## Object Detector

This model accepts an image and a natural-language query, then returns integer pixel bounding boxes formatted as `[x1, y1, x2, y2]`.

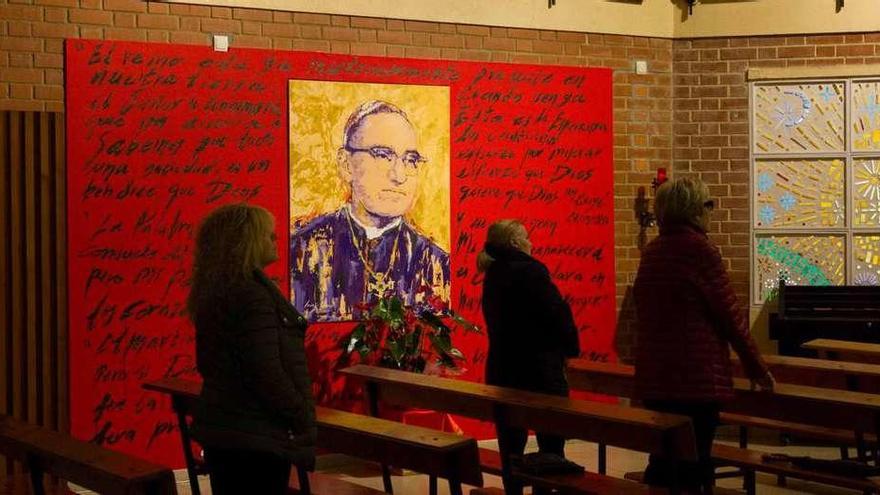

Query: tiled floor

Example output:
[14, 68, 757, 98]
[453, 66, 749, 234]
[159, 433, 864, 495]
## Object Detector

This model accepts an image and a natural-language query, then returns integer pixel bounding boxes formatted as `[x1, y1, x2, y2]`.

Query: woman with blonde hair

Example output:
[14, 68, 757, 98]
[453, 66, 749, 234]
[188, 203, 315, 495]
[479, 219, 580, 495]
[634, 177, 774, 492]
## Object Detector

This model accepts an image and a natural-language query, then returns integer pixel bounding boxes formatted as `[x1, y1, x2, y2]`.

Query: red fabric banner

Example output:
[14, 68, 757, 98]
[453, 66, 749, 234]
[65, 39, 615, 466]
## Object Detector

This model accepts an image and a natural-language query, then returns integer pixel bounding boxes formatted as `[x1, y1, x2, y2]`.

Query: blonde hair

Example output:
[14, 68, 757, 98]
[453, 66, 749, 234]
[654, 177, 709, 228]
[476, 219, 526, 273]
[187, 203, 275, 317]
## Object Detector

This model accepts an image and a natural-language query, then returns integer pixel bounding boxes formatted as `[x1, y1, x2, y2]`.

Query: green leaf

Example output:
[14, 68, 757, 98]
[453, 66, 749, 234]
[449, 312, 482, 333]
[447, 347, 465, 360]
[429, 332, 452, 353]
[388, 339, 405, 364]
[420, 311, 450, 333]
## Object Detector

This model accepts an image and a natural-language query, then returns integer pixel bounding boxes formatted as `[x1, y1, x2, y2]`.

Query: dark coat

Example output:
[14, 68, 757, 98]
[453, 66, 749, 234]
[633, 224, 769, 403]
[192, 269, 316, 468]
[481, 245, 580, 396]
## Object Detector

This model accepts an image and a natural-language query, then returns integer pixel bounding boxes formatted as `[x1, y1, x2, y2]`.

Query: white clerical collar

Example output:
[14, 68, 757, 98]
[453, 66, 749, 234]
[345, 205, 402, 240]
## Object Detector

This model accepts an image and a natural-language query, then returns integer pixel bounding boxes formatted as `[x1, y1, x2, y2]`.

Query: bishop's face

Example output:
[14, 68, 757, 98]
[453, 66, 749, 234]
[339, 113, 424, 227]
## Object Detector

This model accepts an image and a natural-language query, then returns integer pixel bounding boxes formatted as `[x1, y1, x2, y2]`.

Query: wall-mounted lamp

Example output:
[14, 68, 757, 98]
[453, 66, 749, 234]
[636, 168, 669, 248]
[686, 0, 697, 15]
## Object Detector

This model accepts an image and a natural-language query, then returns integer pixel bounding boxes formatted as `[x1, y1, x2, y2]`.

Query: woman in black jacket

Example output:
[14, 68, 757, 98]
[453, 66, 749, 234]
[187, 203, 315, 495]
[478, 219, 580, 495]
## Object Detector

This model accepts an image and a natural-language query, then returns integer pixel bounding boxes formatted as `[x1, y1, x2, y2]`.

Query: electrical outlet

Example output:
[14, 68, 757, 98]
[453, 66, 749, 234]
[213, 34, 229, 52]
[635, 60, 648, 74]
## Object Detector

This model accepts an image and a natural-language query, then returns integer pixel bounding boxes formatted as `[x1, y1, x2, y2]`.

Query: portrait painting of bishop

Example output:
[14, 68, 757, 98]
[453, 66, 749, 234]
[289, 81, 451, 322]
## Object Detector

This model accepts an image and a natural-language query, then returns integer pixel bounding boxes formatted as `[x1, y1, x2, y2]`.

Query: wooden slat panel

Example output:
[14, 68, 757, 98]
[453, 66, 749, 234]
[0, 111, 67, 476]
[25, 112, 38, 425]
[0, 108, 9, 475]
[54, 112, 67, 436]
[40, 112, 53, 430]
[10, 113, 24, 428]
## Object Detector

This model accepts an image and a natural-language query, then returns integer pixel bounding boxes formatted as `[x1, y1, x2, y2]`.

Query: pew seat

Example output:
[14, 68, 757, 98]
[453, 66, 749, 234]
[0, 414, 176, 495]
[721, 412, 878, 449]
[289, 472, 385, 495]
[712, 443, 880, 494]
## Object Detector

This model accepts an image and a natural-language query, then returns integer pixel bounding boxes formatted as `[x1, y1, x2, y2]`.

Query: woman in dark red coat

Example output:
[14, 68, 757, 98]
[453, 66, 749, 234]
[633, 177, 774, 492]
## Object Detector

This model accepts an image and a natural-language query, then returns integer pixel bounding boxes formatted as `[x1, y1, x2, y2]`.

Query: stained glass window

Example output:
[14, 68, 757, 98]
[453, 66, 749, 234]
[853, 81, 880, 151]
[754, 159, 844, 228]
[751, 78, 880, 303]
[754, 235, 846, 301]
[753, 83, 845, 153]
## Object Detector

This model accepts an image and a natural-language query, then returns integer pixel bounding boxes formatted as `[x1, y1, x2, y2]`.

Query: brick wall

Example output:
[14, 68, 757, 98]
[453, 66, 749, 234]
[672, 33, 880, 314]
[0, 0, 673, 360]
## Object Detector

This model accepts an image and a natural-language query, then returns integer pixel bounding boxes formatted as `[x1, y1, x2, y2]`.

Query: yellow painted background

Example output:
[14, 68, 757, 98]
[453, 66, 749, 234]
[289, 80, 450, 251]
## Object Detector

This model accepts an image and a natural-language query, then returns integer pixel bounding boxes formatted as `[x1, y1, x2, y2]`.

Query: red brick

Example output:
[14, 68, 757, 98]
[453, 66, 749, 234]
[387, 19, 405, 31]
[483, 37, 515, 51]
[8, 22, 31, 36]
[293, 12, 330, 25]
[376, 30, 410, 45]
[351, 17, 386, 29]
[147, 30, 168, 43]
[464, 36, 482, 49]
[404, 46, 441, 59]
[261, 23, 297, 38]
[507, 27, 537, 40]
[104, 27, 145, 41]
[33, 84, 61, 100]
[231, 8, 272, 22]
[242, 21, 261, 35]
[0, 5, 42, 20]
[135, 13, 177, 29]
[350, 42, 385, 56]
[837, 45, 876, 57]
[180, 17, 200, 31]
[103, 0, 146, 12]
[329, 41, 349, 53]
[170, 31, 209, 46]
[35, 0, 75, 6]
[291, 39, 330, 52]
[211, 7, 232, 18]
[5, 67, 42, 83]
[32, 22, 78, 38]
[323, 26, 358, 42]
[0, 100, 44, 111]
[9, 52, 33, 67]
[9, 83, 32, 98]
[430, 34, 463, 48]
[457, 24, 489, 36]
[299, 24, 322, 39]
[233, 35, 271, 49]
[200, 18, 241, 33]
[777, 45, 815, 58]
[63, 8, 104, 25]
[272, 11, 291, 23]
[147, 3, 169, 14]
[404, 20, 439, 32]
[331, 15, 349, 27]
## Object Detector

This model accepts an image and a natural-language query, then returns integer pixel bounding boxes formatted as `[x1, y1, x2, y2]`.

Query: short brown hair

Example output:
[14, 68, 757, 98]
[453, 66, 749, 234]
[654, 177, 709, 227]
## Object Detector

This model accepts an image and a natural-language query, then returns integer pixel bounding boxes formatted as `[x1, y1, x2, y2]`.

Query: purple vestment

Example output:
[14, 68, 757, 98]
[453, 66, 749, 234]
[290, 207, 450, 322]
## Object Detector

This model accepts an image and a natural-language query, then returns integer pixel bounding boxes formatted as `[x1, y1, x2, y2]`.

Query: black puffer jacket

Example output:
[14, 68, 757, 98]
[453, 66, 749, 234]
[192, 269, 316, 468]
[481, 245, 580, 396]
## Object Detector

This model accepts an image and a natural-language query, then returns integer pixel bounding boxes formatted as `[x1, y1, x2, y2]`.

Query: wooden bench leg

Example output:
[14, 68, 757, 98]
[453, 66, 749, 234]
[172, 401, 202, 495]
[296, 466, 311, 495]
[738, 426, 748, 448]
[27, 458, 45, 495]
[429, 475, 437, 495]
[743, 469, 756, 495]
[365, 382, 394, 494]
[448, 478, 463, 495]
[598, 442, 607, 475]
[857, 431, 868, 463]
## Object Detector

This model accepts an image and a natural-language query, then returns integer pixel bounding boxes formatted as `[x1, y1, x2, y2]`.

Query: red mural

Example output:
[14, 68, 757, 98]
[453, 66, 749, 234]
[65, 39, 615, 467]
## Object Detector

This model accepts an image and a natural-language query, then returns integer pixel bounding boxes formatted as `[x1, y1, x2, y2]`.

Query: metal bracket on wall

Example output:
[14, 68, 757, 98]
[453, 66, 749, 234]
[687, 0, 696, 15]
[548, 0, 556, 8]
[836, 0, 844, 12]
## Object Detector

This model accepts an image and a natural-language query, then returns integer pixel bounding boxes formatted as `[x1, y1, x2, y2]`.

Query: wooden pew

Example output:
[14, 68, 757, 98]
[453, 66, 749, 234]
[339, 364, 706, 495]
[770, 282, 880, 357]
[143, 378, 483, 495]
[732, 353, 880, 393]
[0, 414, 176, 495]
[804, 338, 880, 365]
[566, 359, 880, 494]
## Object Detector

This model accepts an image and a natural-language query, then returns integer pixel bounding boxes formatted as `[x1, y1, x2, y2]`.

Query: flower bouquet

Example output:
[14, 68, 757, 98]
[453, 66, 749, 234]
[338, 294, 482, 374]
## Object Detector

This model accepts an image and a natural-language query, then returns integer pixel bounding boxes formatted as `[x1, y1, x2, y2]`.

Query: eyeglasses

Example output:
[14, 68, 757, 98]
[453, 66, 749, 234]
[703, 200, 715, 211]
[345, 145, 427, 170]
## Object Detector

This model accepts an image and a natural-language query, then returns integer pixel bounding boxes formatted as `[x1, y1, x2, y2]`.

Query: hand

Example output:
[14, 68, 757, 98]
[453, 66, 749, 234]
[750, 371, 776, 392]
